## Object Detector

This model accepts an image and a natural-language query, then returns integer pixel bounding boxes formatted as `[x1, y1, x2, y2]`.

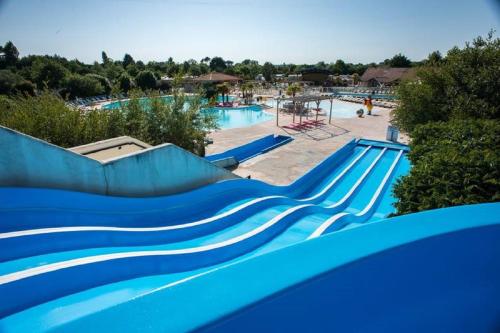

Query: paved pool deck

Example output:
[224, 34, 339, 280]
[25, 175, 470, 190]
[206, 104, 408, 185]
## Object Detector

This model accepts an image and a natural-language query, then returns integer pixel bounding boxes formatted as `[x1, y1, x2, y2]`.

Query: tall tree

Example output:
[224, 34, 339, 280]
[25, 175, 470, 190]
[3, 41, 19, 66]
[393, 32, 499, 133]
[209, 57, 226, 72]
[262, 62, 276, 82]
[426, 51, 443, 65]
[123, 53, 135, 68]
[388, 53, 412, 67]
[101, 51, 110, 65]
[216, 83, 230, 102]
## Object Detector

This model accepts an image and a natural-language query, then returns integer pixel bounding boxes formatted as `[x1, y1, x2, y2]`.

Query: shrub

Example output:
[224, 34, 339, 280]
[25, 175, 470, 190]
[120, 89, 218, 154]
[0, 91, 85, 147]
[392, 119, 500, 215]
[0, 85, 218, 154]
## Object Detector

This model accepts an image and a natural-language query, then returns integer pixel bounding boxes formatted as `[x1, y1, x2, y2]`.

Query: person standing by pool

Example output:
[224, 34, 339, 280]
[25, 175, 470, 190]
[366, 95, 373, 115]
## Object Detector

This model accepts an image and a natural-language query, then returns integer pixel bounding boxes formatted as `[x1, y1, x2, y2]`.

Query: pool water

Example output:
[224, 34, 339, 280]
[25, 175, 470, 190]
[102, 96, 273, 130]
[265, 99, 375, 118]
[204, 105, 274, 129]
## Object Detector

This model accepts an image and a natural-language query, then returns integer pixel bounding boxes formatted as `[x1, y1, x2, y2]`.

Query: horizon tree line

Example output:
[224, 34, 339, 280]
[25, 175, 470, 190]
[0, 40, 423, 99]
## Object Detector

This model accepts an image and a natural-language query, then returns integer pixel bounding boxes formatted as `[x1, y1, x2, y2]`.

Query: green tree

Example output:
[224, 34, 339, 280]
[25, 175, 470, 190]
[332, 59, 348, 74]
[85, 73, 112, 94]
[352, 73, 360, 85]
[241, 82, 255, 104]
[388, 53, 412, 67]
[426, 50, 442, 65]
[118, 73, 134, 93]
[32, 58, 69, 89]
[135, 70, 157, 90]
[202, 82, 217, 99]
[392, 32, 500, 217]
[216, 82, 230, 102]
[286, 83, 301, 97]
[0, 70, 35, 95]
[392, 32, 499, 133]
[209, 57, 226, 72]
[2, 41, 19, 67]
[123, 53, 135, 68]
[392, 119, 500, 215]
[63, 74, 105, 98]
[101, 51, 110, 65]
[262, 62, 276, 82]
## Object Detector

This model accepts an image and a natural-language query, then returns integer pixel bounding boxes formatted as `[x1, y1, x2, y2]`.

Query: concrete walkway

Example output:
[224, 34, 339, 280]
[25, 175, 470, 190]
[206, 105, 407, 185]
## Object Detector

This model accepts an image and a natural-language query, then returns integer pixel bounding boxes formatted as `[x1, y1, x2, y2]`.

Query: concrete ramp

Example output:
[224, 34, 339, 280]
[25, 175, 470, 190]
[0, 126, 237, 196]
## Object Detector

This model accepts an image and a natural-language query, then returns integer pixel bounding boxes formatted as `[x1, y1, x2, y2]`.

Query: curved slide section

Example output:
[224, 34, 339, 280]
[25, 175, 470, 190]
[0, 145, 374, 261]
[0, 139, 413, 323]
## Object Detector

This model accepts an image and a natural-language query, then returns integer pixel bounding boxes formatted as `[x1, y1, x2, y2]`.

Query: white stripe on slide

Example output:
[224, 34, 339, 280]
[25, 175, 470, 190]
[308, 149, 403, 239]
[0, 195, 282, 239]
[326, 148, 387, 209]
[0, 148, 391, 284]
[0, 204, 312, 285]
[1, 147, 372, 240]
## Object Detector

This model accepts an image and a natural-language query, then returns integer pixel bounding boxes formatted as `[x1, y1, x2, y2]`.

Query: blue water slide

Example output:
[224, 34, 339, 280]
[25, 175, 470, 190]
[0, 138, 416, 323]
[205, 134, 293, 166]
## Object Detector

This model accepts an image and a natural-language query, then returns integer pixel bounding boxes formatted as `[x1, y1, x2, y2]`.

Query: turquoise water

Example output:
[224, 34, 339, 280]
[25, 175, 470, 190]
[204, 105, 274, 129]
[102, 96, 273, 129]
[265, 99, 375, 118]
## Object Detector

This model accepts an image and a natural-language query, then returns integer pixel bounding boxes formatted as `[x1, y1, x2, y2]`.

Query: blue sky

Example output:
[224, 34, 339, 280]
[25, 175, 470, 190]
[0, 0, 498, 64]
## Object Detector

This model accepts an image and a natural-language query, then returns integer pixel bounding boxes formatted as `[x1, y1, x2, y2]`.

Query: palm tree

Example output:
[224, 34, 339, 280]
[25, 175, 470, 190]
[216, 82, 230, 103]
[286, 83, 302, 122]
[241, 82, 255, 104]
[286, 83, 301, 97]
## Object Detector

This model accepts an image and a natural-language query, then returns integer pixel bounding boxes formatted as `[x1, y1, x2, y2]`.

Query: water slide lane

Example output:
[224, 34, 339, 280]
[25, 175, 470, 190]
[309, 149, 404, 238]
[1, 145, 392, 311]
[0, 146, 379, 273]
[0, 147, 404, 330]
[0, 146, 373, 262]
[367, 154, 410, 222]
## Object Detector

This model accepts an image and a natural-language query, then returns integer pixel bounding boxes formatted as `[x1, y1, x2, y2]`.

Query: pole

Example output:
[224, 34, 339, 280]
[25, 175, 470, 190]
[292, 100, 296, 123]
[329, 98, 333, 124]
[299, 102, 303, 125]
[316, 100, 320, 122]
[276, 100, 279, 126]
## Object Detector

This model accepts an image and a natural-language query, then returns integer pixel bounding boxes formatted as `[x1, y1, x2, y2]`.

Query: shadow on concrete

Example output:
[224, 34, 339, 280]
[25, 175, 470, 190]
[279, 124, 350, 141]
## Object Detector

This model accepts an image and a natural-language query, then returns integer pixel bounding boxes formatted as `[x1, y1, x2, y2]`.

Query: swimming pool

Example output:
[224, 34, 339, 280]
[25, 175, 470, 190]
[204, 105, 274, 129]
[102, 96, 274, 130]
[265, 99, 373, 118]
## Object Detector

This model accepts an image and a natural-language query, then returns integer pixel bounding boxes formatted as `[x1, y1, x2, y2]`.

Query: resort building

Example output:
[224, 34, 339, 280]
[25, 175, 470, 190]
[193, 72, 242, 84]
[360, 67, 416, 87]
[300, 68, 332, 85]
